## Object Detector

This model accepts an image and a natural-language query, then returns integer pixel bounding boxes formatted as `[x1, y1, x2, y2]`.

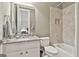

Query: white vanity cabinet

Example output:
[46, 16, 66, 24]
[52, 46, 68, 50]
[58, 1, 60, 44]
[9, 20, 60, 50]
[6, 48, 40, 57]
[3, 40, 40, 57]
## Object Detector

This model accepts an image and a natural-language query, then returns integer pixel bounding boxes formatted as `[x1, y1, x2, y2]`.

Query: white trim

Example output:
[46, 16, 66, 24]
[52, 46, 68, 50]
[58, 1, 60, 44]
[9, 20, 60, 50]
[14, 2, 35, 10]
[17, 5, 20, 33]
[74, 2, 77, 57]
[49, 7, 52, 44]
[28, 10, 31, 34]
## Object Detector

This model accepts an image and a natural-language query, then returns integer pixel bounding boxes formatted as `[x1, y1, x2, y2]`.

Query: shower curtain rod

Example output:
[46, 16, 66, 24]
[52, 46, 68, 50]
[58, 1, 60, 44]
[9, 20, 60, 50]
[56, 2, 63, 7]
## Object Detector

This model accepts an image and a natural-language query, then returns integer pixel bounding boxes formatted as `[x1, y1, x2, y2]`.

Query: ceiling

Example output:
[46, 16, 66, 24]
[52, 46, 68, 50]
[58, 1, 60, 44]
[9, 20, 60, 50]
[30, 2, 75, 9]
[31, 2, 61, 7]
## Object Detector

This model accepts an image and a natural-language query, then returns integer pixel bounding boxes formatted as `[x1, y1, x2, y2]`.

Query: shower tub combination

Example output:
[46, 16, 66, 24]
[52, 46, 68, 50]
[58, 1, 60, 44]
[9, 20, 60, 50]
[48, 43, 75, 57]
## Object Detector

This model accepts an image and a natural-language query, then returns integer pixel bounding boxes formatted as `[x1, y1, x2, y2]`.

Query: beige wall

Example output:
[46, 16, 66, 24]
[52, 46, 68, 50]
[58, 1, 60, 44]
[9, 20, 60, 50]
[0, 2, 10, 40]
[50, 7, 63, 44]
[10, 3, 50, 37]
[63, 4, 75, 46]
[12, 3, 50, 37]
[33, 3, 50, 37]
[76, 2, 79, 56]
[0, 2, 10, 54]
[0, 3, 3, 40]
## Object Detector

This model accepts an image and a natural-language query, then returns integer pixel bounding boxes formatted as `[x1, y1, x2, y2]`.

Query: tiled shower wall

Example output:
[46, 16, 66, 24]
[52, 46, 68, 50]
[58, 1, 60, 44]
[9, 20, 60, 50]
[50, 7, 63, 44]
[50, 3, 75, 46]
[63, 3, 75, 46]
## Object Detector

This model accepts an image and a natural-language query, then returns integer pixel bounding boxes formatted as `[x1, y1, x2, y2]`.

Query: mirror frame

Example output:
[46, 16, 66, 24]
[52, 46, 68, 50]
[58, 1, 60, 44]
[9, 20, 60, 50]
[17, 5, 31, 34]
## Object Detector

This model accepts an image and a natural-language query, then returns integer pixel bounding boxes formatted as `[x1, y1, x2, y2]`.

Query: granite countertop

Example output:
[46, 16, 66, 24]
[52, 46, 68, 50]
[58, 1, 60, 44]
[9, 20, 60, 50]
[3, 36, 41, 44]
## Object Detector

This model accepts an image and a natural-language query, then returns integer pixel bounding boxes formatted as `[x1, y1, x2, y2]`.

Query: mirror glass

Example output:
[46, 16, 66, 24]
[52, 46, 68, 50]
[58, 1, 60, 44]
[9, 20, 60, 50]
[17, 6, 30, 34]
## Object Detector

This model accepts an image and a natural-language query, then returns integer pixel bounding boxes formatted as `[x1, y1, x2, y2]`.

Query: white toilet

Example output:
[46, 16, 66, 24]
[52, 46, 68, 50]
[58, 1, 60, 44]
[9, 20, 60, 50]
[40, 37, 58, 57]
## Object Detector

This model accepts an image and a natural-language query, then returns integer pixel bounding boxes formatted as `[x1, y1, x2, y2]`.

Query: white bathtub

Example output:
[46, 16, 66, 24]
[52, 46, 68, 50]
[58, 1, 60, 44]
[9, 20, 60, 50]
[49, 43, 75, 57]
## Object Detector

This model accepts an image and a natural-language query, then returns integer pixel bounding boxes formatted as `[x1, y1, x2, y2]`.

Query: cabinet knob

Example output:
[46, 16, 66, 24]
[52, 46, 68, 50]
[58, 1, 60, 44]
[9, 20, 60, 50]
[20, 52, 23, 55]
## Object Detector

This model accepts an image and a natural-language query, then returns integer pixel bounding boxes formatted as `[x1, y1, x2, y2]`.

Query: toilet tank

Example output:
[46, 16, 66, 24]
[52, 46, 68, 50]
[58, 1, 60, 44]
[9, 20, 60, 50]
[40, 37, 49, 47]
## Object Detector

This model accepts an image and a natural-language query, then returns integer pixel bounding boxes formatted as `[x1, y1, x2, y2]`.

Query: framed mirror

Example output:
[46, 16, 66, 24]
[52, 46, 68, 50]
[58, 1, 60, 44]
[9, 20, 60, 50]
[11, 3, 35, 36]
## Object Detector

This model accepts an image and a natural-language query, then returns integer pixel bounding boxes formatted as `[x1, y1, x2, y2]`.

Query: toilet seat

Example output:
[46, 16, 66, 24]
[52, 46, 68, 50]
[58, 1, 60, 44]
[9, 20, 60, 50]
[45, 46, 58, 55]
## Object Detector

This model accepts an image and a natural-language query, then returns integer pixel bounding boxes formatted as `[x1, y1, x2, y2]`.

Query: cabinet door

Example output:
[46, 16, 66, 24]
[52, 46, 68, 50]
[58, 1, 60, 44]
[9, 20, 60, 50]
[6, 50, 26, 57]
[4, 40, 40, 53]
[6, 48, 40, 57]
[25, 48, 40, 57]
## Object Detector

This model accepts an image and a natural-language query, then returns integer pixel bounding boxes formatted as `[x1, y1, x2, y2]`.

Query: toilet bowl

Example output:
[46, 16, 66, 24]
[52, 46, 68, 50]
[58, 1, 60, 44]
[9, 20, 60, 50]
[45, 46, 58, 56]
[40, 37, 58, 57]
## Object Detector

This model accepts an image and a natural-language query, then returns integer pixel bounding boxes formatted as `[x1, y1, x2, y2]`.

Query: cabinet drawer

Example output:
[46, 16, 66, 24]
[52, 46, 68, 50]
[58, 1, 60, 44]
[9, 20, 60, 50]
[6, 50, 26, 57]
[25, 48, 40, 57]
[4, 41, 40, 53]
[6, 48, 40, 57]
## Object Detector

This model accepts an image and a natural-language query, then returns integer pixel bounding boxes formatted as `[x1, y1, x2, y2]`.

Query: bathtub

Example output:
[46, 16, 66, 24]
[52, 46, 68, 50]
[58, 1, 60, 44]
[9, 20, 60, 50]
[49, 43, 75, 57]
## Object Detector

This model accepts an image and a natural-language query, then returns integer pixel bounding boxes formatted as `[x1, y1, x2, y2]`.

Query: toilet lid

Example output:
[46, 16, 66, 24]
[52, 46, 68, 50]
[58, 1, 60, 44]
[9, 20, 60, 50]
[45, 46, 58, 54]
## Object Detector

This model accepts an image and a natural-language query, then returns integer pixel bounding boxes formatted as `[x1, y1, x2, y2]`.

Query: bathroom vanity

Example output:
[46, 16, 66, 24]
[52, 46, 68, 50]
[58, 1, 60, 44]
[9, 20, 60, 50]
[0, 2, 40, 57]
[2, 36, 40, 57]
